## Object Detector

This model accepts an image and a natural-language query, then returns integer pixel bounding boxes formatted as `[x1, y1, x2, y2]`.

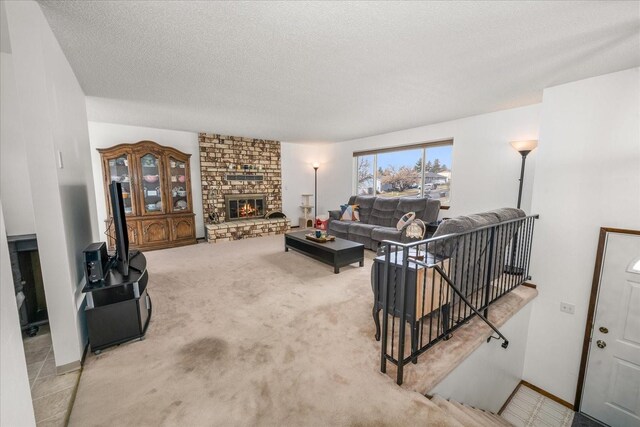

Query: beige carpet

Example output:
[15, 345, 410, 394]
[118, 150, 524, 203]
[69, 235, 458, 426]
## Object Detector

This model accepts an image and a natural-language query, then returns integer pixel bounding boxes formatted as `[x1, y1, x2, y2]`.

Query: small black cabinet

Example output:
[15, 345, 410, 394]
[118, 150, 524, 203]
[83, 252, 152, 353]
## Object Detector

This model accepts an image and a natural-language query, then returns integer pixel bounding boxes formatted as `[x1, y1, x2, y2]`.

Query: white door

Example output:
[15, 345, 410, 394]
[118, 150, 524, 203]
[582, 232, 640, 426]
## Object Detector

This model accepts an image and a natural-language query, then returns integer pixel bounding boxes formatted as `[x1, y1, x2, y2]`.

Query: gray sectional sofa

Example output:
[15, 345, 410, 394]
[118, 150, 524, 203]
[327, 196, 441, 250]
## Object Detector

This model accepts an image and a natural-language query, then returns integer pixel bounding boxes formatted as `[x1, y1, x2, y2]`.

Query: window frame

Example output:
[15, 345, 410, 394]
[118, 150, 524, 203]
[352, 139, 453, 209]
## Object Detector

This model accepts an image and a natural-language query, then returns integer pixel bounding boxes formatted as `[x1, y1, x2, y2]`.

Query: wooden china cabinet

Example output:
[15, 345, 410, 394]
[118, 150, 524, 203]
[98, 140, 196, 251]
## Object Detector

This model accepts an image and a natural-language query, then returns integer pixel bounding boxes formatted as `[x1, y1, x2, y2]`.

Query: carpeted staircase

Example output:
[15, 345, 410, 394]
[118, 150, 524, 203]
[431, 395, 514, 427]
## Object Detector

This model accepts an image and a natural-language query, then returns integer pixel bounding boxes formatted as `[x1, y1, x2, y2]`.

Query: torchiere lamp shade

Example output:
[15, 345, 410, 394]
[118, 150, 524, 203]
[510, 140, 538, 155]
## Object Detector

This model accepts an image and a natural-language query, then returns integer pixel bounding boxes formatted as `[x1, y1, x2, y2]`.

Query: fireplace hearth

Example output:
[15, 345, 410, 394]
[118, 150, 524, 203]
[225, 194, 265, 221]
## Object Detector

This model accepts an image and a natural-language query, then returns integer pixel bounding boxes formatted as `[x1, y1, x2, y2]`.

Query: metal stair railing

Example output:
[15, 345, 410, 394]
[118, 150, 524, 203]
[377, 214, 538, 385]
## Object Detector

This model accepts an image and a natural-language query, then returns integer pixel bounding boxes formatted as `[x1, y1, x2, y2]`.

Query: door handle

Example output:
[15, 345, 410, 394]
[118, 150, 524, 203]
[596, 340, 606, 349]
[599, 326, 608, 334]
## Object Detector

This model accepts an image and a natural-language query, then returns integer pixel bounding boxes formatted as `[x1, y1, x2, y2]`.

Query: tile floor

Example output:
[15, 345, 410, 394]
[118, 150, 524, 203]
[502, 384, 574, 427]
[23, 325, 80, 426]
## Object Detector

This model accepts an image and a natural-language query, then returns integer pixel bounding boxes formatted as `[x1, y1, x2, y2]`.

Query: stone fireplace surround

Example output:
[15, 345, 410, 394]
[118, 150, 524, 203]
[199, 133, 289, 242]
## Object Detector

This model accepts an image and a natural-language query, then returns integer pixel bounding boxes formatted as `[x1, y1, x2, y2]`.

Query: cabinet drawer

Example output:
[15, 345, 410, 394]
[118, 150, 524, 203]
[170, 215, 195, 241]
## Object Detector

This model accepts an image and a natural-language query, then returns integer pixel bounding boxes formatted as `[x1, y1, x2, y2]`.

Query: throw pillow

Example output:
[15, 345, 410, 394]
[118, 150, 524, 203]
[396, 211, 415, 231]
[340, 204, 360, 221]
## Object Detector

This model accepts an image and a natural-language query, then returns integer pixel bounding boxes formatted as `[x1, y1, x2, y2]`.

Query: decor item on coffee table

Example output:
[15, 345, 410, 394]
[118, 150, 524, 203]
[304, 233, 335, 243]
[327, 196, 440, 250]
[284, 230, 364, 274]
[98, 140, 196, 251]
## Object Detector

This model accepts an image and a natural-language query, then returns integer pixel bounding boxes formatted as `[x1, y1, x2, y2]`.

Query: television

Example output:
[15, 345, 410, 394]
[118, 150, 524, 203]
[109, 181, 129, 276]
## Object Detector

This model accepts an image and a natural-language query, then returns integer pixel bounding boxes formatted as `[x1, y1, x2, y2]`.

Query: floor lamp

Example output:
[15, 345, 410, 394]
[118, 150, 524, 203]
[312, 162, 319, 227]
[506, 140, 538, 274]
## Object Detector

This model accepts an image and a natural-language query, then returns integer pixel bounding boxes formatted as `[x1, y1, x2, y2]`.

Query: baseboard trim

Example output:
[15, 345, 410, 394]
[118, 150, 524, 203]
[520, 380, 574, 410]
[521, 282, 537, 289]
[498, 382, 522, 415]
[56, 359, 81, 375]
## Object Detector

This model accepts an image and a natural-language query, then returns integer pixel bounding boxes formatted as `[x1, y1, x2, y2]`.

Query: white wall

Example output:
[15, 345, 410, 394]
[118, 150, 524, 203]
[324, 104, 541, 218]
[0, 52, 36, 236]
[4, 0, 99, 368]
[87, 122, 204, 238]
[281, 142, 339, 222]
[524, 68, 640, 403]
[430, 303, 533, 413]
[0, 201, 36, 426]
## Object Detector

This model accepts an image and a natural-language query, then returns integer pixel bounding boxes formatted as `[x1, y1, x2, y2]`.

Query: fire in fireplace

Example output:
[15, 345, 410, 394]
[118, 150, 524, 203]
[225, 194, 266, 221]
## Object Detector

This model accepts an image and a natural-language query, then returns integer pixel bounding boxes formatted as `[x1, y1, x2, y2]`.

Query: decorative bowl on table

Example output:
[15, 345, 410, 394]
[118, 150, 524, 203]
[305, 233, 335, 243]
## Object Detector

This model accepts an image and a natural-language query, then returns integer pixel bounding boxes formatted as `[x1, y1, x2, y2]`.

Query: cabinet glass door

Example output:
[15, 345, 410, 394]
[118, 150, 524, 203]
[168, 157, 189, 212]
[140, 153, 164, 214]
[107, 155, 134, 215]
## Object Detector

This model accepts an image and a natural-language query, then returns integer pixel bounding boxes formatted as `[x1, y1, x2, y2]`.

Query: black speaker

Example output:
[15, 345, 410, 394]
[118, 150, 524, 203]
[83, 242, 109, 284]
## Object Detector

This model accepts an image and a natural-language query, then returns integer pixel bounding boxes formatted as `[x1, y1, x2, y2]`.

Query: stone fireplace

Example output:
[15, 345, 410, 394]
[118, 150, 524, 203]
[225, 194, 266, 221]
[199, 133, 289, 242]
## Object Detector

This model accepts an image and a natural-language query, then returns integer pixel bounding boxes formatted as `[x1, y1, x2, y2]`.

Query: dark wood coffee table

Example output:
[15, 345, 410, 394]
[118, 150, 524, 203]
[284, 231, 364, 274]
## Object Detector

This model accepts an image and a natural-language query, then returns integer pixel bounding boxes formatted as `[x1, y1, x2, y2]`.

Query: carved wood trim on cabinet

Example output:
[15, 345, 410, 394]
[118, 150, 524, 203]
[99, 140, 197, 251]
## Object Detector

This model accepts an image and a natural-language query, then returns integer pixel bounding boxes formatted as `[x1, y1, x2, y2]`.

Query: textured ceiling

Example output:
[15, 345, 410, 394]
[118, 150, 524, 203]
[38, 1, 639, 142]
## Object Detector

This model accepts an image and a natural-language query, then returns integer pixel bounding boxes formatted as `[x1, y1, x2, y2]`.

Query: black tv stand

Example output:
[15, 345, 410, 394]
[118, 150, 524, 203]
[83, 251, 151, 353]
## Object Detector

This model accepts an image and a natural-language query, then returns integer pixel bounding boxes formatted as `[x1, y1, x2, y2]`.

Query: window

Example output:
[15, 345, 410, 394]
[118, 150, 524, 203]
[353, 140, 453, 207]
[356, 154, 374, 195]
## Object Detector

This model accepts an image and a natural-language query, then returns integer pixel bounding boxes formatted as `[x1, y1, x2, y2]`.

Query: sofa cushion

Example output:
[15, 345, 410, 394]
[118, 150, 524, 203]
[418, 198, 441, 223]
[354, 196, 376, 224]
[371, 227, 402, 243]
[492, 207, 525, 222]
[393, 198, 428, 225]
[429, 212, 497, 257]
[369, 198, 399, 228]
[348, 223, 378, 238]
[328, 220, 352, 236]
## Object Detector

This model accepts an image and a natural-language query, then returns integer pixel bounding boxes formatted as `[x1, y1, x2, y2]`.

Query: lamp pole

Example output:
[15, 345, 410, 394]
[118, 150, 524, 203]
[516, 151, 530, 209]
[506, 140, 538, 275]
[313, 162, 319, 226]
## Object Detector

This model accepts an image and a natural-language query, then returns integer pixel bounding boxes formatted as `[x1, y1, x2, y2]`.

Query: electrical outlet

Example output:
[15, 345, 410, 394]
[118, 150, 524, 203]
[560, 302, 575, 315]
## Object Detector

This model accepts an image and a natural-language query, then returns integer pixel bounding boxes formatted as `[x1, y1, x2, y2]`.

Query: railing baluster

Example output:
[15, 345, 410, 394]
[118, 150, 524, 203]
[483, 227, 495, 318]
[524, 218, 535, 279]
[380, 242, 391, 373]
[395, 246, 409, 385]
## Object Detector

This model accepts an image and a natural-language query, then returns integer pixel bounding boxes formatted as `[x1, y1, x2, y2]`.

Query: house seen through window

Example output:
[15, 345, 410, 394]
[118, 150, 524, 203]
[354, 141, 452, 207]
